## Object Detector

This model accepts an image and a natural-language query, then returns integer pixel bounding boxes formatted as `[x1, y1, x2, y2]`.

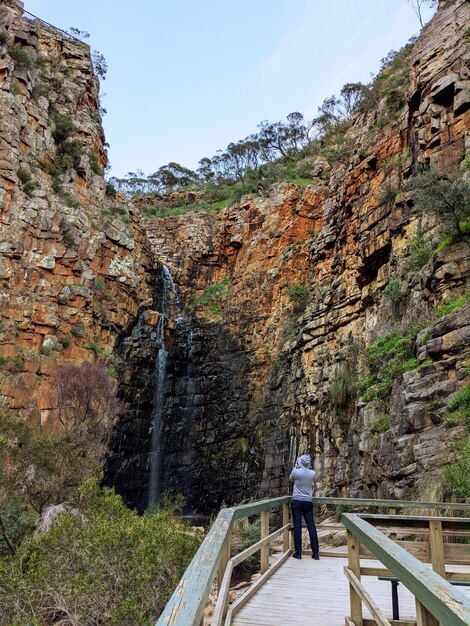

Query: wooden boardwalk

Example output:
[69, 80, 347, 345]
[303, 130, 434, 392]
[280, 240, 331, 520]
[231, 555, 470, 626]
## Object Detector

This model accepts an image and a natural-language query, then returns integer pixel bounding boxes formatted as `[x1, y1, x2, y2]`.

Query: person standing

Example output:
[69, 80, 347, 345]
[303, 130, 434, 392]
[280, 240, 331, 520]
[289, 454, 319, 560]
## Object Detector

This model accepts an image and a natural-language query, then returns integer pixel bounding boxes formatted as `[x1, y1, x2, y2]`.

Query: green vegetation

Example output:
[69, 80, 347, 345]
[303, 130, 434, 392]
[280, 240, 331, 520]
[360, 328, 420, 402]
[379, 184, 398, 206]
[10, 46, 34, 70]
[0, 356, 24, 371]
[143, 197, 229, 219]
[192, 278, 231, 315]
[406, 168, 470, 241]
[52, 113, 75, 144]
[106, 182, 117, 198]
[0, 31, 8, 46]
[101, 205, 130, 221]
[89, 152, 103, 175]
[59, 334, 72, 348]
[106, 40, 416, 218]
[384, 278, 407, 303]
[0, 480, 201, 625]
[406, 233, 434, 271]
[329, 363, 357, 408]
[236, 518, 262, 570]
[287, 283, 309, 310]
[17, 167, 38, 196]
[0, 363, 182, 624]
[442, 438, 470, 501]
[85, 342, 110, 359]
[437, 288, 470, 316]
[370, 412, 391, 434]
[71, 322, 86, 338]
[444, 384, 470, 429]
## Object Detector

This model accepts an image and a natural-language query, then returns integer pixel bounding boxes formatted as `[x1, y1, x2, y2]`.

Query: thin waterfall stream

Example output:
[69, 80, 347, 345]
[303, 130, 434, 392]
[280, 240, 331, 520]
[147, 264, 182, 507]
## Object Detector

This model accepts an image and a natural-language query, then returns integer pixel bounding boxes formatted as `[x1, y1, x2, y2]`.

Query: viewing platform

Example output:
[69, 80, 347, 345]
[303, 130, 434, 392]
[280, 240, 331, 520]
[156, 497, 470, 626]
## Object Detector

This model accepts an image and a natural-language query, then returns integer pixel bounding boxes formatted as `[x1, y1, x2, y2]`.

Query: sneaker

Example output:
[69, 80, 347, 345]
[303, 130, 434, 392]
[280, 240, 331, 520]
[312, 554, 319, 560]
[292, 553, 302, 559]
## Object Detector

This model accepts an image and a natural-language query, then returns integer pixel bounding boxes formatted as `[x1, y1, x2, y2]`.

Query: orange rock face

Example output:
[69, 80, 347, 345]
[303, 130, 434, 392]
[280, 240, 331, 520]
[144, 0, 470, 504]
[0, 3, 155, 424]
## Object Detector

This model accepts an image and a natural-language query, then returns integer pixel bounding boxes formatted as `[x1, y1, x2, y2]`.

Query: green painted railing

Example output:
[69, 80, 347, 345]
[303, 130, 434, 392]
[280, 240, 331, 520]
[155, 496, 470, 626]
[155, 496, 290, 626]
[342, 513, 470, 626]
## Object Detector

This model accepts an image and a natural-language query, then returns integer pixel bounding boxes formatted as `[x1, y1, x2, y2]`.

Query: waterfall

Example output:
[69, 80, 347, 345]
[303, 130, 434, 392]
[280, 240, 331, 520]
[147, 264, 181, 507]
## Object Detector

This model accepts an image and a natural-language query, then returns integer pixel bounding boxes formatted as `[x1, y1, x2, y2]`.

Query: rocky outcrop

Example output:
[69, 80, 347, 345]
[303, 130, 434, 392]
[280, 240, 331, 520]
[133, 0, 470, 511]
[0, 1, 155, 425]
[1, 0, 468, 514]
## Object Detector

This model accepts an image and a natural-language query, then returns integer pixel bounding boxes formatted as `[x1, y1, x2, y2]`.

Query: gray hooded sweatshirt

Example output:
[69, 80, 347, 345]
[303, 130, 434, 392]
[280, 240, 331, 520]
[289, 454, 316, 501]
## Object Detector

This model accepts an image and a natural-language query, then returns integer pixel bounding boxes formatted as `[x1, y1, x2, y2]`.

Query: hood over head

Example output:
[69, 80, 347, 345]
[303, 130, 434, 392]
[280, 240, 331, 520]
[298, 454, 311, 468]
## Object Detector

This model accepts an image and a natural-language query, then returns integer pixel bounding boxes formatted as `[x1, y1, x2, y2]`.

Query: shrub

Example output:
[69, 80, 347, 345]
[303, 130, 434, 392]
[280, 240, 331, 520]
[329, 364, 357, 408]
[437, 289, 470, 316]
[10, 46, 33, 70]
[442, 438, 470, 500]
[406, 233, 434, 270]
[192, 278, 231, 315]
[370, 413, 391, 434]
[287, 283, 309, 309]
[236, 518, 262, 570]
[384, 278, 407, 303]
[59, 138, 83, 158]
[446, 384, 470, 429]
[52, 113, 75, 144]
[0, 480, 201, 625]
[0, 31, 8, 46]
[17, 167, 31, 185]
[406, 168, 470, 240]
[0, 364, 122, 515]
[362, 329, 418, 400]
[379, 184, 398, 206]
[0, 498, 37, 557]
[89, 153, 103, 175]
[71, 322, 86, 338]
[105, 182, 117, 198]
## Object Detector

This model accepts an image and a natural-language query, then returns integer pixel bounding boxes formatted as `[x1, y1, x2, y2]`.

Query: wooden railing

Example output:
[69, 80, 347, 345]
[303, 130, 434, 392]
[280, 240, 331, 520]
[155, 495, 290, 626]
[342, 513, 470, 626]
[156, 497, 470, 626]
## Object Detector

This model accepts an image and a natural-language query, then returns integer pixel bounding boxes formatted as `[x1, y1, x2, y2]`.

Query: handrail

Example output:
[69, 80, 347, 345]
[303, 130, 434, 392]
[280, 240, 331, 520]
[342, 513, 470, 626]
[155, 496, 290, 626]
[156, 495, 470, 626]
[313, 496, 470, 512]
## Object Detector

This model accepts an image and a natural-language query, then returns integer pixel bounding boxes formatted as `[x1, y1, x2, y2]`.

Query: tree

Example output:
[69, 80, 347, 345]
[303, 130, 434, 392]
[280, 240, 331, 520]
[0, 363, 123, 517]
[407, 168, 470, 240]
[91, 49, 107, 79]
[407, 0, 438, 28]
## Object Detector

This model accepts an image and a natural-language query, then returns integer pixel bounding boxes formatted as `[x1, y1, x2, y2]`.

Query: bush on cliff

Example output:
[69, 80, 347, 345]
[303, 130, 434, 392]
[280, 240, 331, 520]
[0, 479, 201, 625]
[407, 168, 470, 241]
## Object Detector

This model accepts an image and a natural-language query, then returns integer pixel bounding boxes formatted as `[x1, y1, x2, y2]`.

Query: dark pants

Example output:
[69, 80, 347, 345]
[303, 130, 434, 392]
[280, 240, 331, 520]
[292, 499, 319, 556]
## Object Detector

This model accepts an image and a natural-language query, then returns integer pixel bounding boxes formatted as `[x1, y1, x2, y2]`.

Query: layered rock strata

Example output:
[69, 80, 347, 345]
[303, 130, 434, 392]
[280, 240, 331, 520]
[0, 1, 155, 425]
[136, 0, 470, 510]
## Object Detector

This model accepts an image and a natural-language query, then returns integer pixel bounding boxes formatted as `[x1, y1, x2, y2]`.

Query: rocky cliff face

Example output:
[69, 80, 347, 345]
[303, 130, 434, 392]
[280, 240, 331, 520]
[1, 0, 469, 515]
[0, 1, 155, 426]
[135, 0, 469, 511]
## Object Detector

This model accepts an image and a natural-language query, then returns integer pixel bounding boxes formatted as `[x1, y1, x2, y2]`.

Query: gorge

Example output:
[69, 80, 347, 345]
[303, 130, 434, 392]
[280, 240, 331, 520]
[0, 0, 469, 526]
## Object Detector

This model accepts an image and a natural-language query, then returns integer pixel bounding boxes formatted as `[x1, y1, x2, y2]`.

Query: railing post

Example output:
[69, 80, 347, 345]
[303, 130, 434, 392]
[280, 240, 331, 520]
[217, 530, 231, 590]
[260, 510, 270, 573]
[347, 530, 363, 626]
[429, 520, 445, 578]
[416, 599, 439, 626]
[282, 503, 290, 552]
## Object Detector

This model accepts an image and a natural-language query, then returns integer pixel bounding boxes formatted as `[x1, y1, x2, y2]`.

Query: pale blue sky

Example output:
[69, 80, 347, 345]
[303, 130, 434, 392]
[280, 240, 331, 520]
[28, 1, 435, 177]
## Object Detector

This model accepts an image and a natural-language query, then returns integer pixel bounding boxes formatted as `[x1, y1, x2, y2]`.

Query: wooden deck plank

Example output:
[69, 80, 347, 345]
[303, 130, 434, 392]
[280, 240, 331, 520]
[231, 556, 470, 626]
